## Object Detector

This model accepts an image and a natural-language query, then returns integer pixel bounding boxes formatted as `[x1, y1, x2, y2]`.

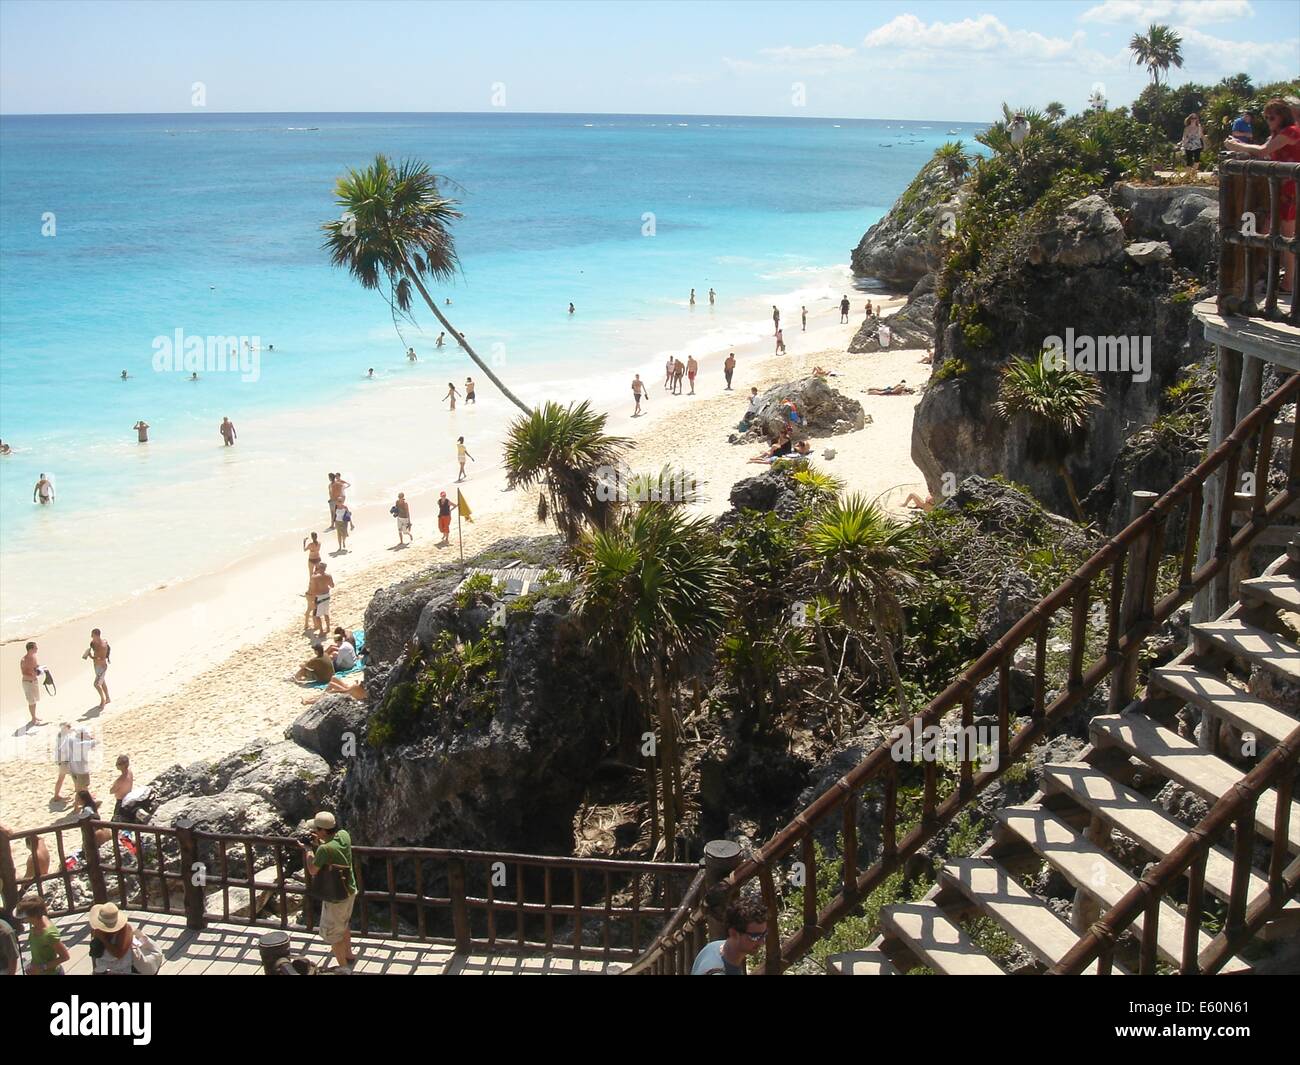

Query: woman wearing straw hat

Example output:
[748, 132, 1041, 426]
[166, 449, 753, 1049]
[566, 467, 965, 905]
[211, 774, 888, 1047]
[305, 811, 358, 970]
[88, 902, 136, 974]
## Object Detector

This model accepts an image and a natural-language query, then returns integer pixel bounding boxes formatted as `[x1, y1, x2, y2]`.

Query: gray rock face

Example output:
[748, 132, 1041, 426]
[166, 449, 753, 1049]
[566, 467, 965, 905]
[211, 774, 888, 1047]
[1114, 182, 1218, 268]
[727, 470, 800, 517]
[223, 741, 331, 824]
[151, 790, 284, 839]
[747, 376, 866, 441]
[849, 292, 937, 354]
[288, 694, 370, 766]
[851, 159, 965, 288]
[1027, 195, 1125, 268]
[1125, 240, 1172, 265]
[977, 572, 1042, 648]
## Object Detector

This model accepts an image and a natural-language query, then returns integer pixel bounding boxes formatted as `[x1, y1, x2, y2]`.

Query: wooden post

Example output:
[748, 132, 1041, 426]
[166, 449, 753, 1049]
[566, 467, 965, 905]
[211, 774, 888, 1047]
[78, 810, 108, 905]
[1109, 491, 1158, 712]
[174, 817, 207, 930]
[0, 823, 18, 914]
[1193, 346, 1242, 625]
[701, 839, 742, 941]
[447, 858, 472, 954]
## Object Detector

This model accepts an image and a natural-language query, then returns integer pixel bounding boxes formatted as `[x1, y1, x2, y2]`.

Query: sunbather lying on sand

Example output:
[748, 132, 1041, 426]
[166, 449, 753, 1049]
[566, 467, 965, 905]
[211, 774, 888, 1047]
[302, 678, 367, 705]
[812, 366, 838, 377]
[868, 381, 915, 396]
[903, 492, 934, 511]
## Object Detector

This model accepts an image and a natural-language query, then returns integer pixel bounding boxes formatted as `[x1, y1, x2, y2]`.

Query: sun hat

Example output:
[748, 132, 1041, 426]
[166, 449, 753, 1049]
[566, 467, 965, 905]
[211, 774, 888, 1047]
[312, 811, 337, 831]
[88, 902, 128, 933]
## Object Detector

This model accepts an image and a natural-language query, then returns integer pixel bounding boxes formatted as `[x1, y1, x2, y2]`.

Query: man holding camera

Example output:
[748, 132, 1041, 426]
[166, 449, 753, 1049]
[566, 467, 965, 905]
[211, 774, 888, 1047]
[304, 811, 357, 970]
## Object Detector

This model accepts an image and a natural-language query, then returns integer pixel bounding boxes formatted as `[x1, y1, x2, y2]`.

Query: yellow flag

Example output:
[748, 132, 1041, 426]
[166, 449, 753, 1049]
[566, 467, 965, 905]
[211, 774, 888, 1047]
[457, 489, 474, 523]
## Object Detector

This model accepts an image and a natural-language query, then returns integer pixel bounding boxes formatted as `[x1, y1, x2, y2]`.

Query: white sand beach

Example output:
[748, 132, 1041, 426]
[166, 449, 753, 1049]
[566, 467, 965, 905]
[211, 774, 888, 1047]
[0, 294, 929, 832]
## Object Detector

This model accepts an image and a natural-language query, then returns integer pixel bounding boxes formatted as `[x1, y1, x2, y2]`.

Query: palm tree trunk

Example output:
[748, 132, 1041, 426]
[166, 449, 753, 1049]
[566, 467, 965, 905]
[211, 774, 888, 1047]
[1057, 462, 1086, 523]
[636, 680, 660, 861]
[404, 265, 533, 415]
[652, 657, 678, 861]
[879, 631, 909, 717]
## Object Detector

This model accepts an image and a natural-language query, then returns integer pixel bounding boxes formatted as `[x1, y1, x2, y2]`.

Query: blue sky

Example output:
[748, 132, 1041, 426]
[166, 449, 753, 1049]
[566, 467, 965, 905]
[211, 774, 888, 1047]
[1, 0, 1296, 120]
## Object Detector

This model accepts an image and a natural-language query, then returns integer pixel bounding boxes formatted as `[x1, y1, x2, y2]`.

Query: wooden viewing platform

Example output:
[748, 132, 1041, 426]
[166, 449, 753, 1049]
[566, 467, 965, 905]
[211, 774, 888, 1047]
[1195, 298, 1300, 370]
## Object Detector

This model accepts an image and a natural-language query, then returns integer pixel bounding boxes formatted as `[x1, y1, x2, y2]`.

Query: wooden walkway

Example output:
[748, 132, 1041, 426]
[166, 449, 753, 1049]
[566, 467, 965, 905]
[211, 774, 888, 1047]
[51, 912, 618, 975]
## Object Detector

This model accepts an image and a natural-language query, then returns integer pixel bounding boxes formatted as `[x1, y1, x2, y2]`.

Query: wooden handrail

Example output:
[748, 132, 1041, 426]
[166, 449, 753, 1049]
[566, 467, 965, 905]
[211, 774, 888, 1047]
[1217, 157, 1300, 325]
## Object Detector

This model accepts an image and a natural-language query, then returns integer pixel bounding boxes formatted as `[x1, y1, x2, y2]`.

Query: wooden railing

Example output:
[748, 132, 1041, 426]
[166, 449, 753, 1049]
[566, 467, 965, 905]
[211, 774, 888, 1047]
[624, 372, 1300, 974]
[1217, 157, 1300, 325]
[0, 816, 698, 964]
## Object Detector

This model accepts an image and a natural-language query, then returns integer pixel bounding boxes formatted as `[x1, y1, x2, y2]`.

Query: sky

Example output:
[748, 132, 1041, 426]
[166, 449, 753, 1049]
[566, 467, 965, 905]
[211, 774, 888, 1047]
[0, 0, 1297, 121]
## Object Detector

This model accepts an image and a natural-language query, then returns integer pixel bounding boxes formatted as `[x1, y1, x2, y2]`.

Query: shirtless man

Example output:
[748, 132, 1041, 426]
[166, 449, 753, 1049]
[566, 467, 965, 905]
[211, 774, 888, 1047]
[672, 358, 685, 396]
[108, 754, 134, 819]
[708, 287, 715, 306]
[686, 355, 699, 395]
[82, 628, 111, 710]
[394, 492, 412, 547]
[20, 834, 50, 890]
[689, 288, 696, 306]
[407, 347, 418, 362]
[868, 380, 915, 396]
[632, 374, 648, 416]
[664, 355, 674, 390]
[219, 417, 237, 446]
[307, 563, 335, 636]
[724, 352, 736, 390]
[772, 305, 780, 334]
[839, 295, 850, 323]
[32, 473, 53, 505]
[133, 420, 149, 443]
[801, 306, 807, 331]
[465, 377, 476, 404]
[327, 473, 349, 525]
[436, 332, 445, 348]
[20, 642, 43, 725]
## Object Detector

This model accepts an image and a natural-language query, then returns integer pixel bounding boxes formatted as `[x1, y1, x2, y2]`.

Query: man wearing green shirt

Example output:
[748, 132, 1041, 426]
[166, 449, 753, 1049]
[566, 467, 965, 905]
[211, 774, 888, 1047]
[305, 811, 357, 970]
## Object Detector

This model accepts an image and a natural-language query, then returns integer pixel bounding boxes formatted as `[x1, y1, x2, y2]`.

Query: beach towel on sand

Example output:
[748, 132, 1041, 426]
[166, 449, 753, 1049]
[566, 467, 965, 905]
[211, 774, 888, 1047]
[308, 630, 366, 688]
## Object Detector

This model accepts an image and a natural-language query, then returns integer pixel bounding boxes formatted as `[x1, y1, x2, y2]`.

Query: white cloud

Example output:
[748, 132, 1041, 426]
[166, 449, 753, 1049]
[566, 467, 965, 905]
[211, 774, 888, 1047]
[1080, 1, 1255, 25]
[1172, 24, 1300, 79]
[863, 13, 1086, 62]
[757, 44, 856, 63]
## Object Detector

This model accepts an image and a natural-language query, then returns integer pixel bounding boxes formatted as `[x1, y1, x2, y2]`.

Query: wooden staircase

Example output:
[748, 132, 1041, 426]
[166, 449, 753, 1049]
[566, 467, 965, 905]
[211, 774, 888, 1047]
[830, 547, 1300, 975]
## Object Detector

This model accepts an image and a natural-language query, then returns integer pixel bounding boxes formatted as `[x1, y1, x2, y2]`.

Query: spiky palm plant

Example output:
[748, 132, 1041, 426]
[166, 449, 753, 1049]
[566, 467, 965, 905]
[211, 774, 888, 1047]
[1045, 101, 1067, 122]
[993, 354, 1103, 521]
[934, 141, 970, 181]
[322, 154, 531, 414]
[803, 495, 922, 716]
[574, 506, 732, 859]
[1130, 24, 1184, 86]
[502, 400, 631, 542]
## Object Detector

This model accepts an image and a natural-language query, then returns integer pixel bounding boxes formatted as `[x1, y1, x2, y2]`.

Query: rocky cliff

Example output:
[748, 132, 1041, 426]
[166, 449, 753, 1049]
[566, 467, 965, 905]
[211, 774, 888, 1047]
[851, 157, 965, 288]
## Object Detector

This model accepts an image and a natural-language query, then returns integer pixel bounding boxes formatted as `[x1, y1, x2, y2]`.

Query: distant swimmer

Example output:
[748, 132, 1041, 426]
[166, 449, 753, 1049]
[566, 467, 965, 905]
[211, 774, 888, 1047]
[120, 370, 128, 380]
[632, 373, 648, 416]
[33, 473, 54, 504]
[133, 420, 150, 443]
[445, 381, 460, 411]
[407, 347, 418, 362]
[0, 439, 12, 455]
[367, 368, 374, 378]
[456, 436, 474, 482]
[772, 305, 780, 334]
[445, 298, 452, 306]
[268, 344, 274, 352]
[219, 417, 237, 446]
[801, 306, 807, 331]
[465, 377, 476, 404]
[435, 332, 445, 348]
[709, 287, 715, 306]
[724, 352, 736, 390]
[568, 302, 575, 315]
[839, 295, 850, 323]
[190, 372, 199, 382]
[690, 288, 696, 306]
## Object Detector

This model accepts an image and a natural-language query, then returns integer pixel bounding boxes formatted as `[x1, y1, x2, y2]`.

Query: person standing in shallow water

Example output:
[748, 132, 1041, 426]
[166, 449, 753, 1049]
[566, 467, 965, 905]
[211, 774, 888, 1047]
[839, 295, 850, 323]
[456, 436, 474, 482]
[219, 417, 237, 446]
[445, 381, 459, 411]
[772, 305, 780, 334]
[133, 420, 149, 443]
[465, 377, 476, 404]
[708, 287, 715, 306]
[689, 288, 696, 306]
[801, 306, 807, 331]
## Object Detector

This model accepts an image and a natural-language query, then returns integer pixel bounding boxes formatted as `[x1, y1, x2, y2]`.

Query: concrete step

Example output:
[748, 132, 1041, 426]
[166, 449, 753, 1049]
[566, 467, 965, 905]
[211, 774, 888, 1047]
[1150, 664, 1300, 747]
[939, 857, 1113, 974]
[1193, 620, 1300, 684]
[996, 804, 1249, 972]
[1040, 762, 1294, 914]
[826, 947, 899, 975]
[880, 902, 1006, 975]
[1090, 713, 1300, 853]
[1289, 540, 1300, 564]
[1240, 575, 1300, 613]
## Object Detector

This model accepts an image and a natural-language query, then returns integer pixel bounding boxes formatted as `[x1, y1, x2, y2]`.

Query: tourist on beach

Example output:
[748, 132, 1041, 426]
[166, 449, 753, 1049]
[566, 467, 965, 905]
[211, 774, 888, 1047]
[689, 288, 696, 306]
[66, 727, 96, 796]
[568, 302, 575, 315]
[738, 387, 761, 431]
[465, 377, 476, 404]
[108, 755, 134, 820]
[132, 420, 149, 443]
[1180, 113, 1204, 168]
[691, 893, 767, 975]
[839, 295, 850, 323]
[333, 505, 353, 553]
[445, 381, 460, 410]
[749, 427, 794, 464]
[328, 628, 357, 672]
[672, 358, 685, 395]
[21, 642, 44, 726]
[295, 642, 336, 685]
[328, 473, 350, 526]
[52, 722, 75, 800]
[878, 323, 892, 348]
[664, 355, 674, 390]
[305, 811, 358, 970]
[724, 352, 736, 390]
[866, 299, 874, 317]
[81, 628, 110, 710]
[16, 895, 69, 975]
[772, 306, 780, 334]
[801, 306, 807, 331]
[394, 492, 412, 546]
[436, 332, 445, 348]
[75, 790, 112, 847]
[869, 381, 915, 396]
[1223, 98, 1300, 294]
[32, 473, 53, 505]
[709, 287, 715, 306]
[303, 532, 322, 576]
[456, 437, 474, 482]
[308, 562, 334, 634]
[775, 328, 786, 355]
[302, 678, 367, 705]
[437, 491, 453, 545]
[632, 374, 648, 416]
[20, 833, 51, 890]
[904, 492, 935, 511]
[687, 355, 699, 394]
[219, 417, 237, 446]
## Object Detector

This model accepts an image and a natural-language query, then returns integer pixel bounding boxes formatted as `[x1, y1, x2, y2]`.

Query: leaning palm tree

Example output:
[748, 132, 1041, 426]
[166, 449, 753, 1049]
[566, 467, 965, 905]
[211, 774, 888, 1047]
[993, 354, 1103, 521]
[322, 154, 531, 414]
[1130, 24, 1184, 87]
[803, 495, 921, 717]
[503, 400, 632, 542]
[574, 505, 732, 859]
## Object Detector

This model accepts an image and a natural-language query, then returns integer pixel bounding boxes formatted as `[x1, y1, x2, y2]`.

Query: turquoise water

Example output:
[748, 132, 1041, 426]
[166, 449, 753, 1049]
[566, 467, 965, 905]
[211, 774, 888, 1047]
[0, 112, 980, 633]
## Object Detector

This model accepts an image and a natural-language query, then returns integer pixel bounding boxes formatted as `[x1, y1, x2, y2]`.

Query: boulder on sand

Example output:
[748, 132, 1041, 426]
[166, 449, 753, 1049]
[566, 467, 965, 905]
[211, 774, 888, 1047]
[744, 376, 867, 441]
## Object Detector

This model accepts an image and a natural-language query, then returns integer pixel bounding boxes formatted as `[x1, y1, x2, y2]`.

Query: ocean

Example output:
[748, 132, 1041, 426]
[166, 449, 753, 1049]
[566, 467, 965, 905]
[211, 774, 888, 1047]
[0, 111, 980, 638]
